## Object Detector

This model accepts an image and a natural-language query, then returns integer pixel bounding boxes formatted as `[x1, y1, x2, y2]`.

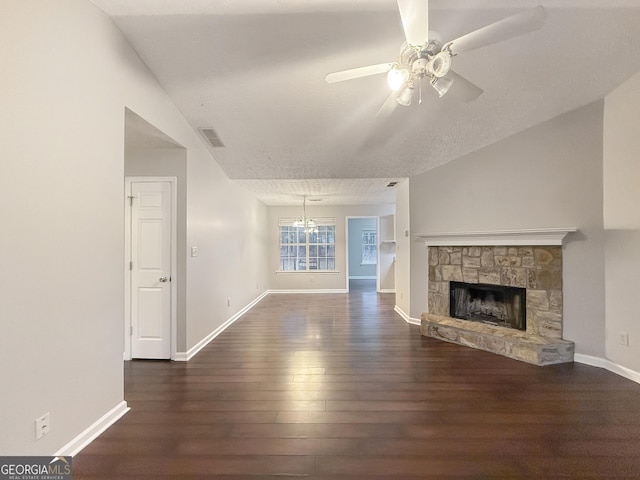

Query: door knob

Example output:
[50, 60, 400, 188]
[159, 276, 168, 283]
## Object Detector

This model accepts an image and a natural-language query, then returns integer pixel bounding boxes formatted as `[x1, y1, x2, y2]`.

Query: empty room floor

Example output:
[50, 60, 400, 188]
[73, 290, 640, 479]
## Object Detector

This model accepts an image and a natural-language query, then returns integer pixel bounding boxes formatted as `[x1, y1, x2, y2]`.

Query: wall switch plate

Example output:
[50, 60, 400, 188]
[619, 332, 629, 346]
[191, 246, 198, 257]
[35, 413, 50, 440]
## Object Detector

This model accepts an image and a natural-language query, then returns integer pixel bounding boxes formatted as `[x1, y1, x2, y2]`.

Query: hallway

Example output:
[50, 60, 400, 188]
[74, 290, 640, 478]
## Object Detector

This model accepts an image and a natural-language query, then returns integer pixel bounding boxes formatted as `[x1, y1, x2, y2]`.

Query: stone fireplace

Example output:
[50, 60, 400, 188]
[417, 229, 576, 366]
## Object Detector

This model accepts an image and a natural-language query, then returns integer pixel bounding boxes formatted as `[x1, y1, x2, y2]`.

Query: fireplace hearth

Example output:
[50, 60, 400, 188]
[419, 242, 575, 365]
[449, 281, 526, 331]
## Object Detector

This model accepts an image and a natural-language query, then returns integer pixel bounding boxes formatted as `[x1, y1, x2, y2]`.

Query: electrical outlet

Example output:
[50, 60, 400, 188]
[35, 413, 50, 440]
[619, 332, 629, 346]
[191, 246, 199, 257]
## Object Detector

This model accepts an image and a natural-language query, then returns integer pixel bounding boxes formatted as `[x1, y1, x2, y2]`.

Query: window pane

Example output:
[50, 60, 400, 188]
[279, 220, 336, 271]
[361, 231, 377, 264]
[362, 245, 376, 264]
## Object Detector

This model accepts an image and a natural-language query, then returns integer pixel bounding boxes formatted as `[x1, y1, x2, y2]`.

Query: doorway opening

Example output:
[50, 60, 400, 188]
[124, 177, 177, 360]
[124, 108, 185, 362]
[346, 217, 379, 293]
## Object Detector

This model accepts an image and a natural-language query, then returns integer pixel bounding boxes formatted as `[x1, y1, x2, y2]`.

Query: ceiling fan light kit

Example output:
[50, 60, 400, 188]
[387, 66, 408, 91]
[325, 0, 546, 111]
[430, 76, 454, 98]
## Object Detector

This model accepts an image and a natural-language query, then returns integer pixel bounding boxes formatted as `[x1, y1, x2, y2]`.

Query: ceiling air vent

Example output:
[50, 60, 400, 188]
[386, 181, 398, 187]
[199, 127, 225, 148]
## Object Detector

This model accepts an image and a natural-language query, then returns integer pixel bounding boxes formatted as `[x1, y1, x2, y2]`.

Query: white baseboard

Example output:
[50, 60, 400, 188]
[55, 401, 129, 457]
[574, 354, 640, 385]
[176, 291, 269, 361]
[394, 305, 421, 326]
[173, 351, 189, 361]
[268, 289, 348, 294]
[378, 289, 396, 294]
[349, 276, 376, 280]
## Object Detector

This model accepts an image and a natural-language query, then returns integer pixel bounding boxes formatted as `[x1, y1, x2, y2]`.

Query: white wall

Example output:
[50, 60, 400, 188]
[378, 214, 396, 293]
[603, 70, 640, 373]
[0, 0, 268, 455]
[409, 102, 606, 358]
[394, 180, 412, 318]
[268, 204, 395, 291]
[184, 153, 269, 351]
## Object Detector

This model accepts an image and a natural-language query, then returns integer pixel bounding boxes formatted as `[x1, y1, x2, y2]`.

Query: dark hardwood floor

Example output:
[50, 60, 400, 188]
[74, 283, 640, 479]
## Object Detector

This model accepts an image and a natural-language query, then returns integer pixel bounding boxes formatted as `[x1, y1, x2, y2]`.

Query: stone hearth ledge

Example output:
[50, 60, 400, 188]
[421, 313, 574, 366]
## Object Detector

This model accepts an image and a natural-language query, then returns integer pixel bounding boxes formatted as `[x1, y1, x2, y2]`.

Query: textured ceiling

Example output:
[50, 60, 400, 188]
[234, 178, 400, 206]
[94, 0, 640, 205]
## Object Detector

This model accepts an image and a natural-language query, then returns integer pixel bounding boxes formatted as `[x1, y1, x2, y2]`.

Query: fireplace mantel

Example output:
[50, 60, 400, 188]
[414, 228, 577, 247]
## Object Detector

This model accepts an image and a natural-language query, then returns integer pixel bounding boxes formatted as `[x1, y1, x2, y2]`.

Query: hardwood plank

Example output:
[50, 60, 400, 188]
[73, 284, 640, 479]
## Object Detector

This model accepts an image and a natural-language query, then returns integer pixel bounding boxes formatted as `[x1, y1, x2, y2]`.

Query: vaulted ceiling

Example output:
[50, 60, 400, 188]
[93, 0, 640, 205]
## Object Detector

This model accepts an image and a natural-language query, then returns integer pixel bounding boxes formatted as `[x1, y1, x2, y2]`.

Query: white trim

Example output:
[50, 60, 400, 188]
[175, 291, 269, 361]
[394, 305, 421, 326]
[173, 351, 189, 362]
[269, 288, 348, 294]
[278, 216, 336, 226]
[276, 270, 339, 275]
[574, 354, 640, 385]
[55, 401, 129, 457]
[379, 288, 396, 294]
[349, 275, 376, 280]
[414, 228, 578, 246]
[124, 176, 178, 361]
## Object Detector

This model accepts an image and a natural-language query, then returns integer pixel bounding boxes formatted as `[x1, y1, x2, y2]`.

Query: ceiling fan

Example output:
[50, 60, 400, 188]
[325, 0, 547, 112]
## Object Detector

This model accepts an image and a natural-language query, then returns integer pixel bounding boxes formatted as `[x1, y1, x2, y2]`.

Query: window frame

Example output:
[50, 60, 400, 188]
[278, 218, 336, 272]
[361, 228, 377, 265]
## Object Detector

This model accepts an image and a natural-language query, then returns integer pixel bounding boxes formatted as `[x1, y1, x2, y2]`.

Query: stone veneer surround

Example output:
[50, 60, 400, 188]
[422, 244, 575, 365]
[428, 245, 563, 338]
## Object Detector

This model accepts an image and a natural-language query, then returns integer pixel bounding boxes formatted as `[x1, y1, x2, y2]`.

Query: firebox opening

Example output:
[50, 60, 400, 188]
[449, 282, 526, 331]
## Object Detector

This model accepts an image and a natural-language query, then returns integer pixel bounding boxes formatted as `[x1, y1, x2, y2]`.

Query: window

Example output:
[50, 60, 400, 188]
[279, 220, 336, 271]
[361, 229, 377, 265]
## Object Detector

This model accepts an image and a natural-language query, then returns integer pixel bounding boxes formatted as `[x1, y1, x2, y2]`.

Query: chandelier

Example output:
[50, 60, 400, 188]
[292, 196, 318, 233]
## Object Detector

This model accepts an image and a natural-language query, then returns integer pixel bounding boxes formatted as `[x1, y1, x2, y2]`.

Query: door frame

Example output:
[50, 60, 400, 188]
[124, 176, 178, 361]
[345, 216, 381, 293]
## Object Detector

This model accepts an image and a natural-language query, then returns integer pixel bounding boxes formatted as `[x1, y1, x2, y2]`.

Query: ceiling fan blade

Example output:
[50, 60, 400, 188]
[376, 91, 399, 118]
[325, 63, 392, 83]
[448, 71, 484, 103]
[397, 0, 429, 47]
[446, 5, 546, 55]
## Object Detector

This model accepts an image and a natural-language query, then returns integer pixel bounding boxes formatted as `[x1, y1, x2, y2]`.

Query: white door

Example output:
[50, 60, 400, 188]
[129, 181, 172, 359]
